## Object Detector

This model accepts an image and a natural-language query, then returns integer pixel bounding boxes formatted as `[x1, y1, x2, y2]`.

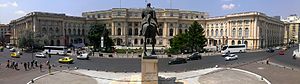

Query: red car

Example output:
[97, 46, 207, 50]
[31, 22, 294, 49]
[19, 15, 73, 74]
[278, 50, 284, 55]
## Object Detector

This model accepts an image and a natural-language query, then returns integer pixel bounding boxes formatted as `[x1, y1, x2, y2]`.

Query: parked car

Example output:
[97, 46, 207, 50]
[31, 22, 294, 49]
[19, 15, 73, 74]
[11, 52, 20, 58]
[58, 57, 74, 64]
[275, 46, 281, 50]
[10, 48, 16, 52]
[266, 48, 274, 53]
[168, 58, 187, 65]
[35, 53, 46, 58]
[225, 54, 238, 61]
[187, 52, 202, 60]
[278, 50, 284, 55]
[77, 53, 90, 60]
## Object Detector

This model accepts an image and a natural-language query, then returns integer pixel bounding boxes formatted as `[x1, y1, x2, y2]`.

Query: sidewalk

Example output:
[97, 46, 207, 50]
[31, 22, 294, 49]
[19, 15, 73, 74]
[29, 67, 269, 84]
[237, 61, 300, 84]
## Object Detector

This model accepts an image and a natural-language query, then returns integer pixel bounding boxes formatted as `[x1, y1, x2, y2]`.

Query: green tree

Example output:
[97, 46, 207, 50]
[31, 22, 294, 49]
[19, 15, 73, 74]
[88, 23, 114, 52]
[18, 30, 34, 48]
[169, 21, 207, 53]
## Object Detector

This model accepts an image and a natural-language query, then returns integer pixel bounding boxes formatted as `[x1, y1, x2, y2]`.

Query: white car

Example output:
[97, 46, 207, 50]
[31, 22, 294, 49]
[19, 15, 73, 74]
[225, 54, 238, 61]
[35, 53, 46, 58]
[77, 53, 90, 60]
[10, 48, 16, 52]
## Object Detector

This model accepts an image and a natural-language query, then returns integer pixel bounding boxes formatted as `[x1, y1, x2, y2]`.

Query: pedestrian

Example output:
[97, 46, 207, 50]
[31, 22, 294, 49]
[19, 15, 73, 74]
[15, 62, 19, 70]
[6, 60, 10, 68]
[46, 61, 49, 66]
[35, 60, 38, 67]
[27, 62, 30, 70]
[31, 60, 34, 69]
[39, 63, 43, 72]
[24, 62, 27, 71]
[11, 62, 15, 69]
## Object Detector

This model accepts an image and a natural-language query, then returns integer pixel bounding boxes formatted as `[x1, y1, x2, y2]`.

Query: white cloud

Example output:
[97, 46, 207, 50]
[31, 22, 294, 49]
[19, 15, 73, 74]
[222, 3, 236, 10]
[15, 10, 26, 15]
[11, 1, 18, 7]
[0, 3, 9, 8]
[0, 1, 18, 8]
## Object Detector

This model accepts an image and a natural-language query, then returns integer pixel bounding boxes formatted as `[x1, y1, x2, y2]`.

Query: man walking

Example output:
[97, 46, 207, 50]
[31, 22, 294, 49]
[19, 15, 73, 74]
[31, 60, 34, 69]
[39, 63, 43, 72]
[24, 62, 27, 71]
[6, 60, 10, 68]
[15, 62, 19, 70]
[27, 62, 30, 70]
[35, 60, 38, 67]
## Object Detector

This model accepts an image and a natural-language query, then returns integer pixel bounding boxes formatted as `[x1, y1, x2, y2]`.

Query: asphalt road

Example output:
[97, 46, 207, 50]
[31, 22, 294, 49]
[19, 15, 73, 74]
[1, 48, 289, 72]
[270, 46, 300, 69]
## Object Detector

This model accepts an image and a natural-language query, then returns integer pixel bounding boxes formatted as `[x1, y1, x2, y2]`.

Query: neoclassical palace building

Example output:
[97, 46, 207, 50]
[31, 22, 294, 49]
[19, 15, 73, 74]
[9, 12, 89, 46]
[8, 8, 285, 50]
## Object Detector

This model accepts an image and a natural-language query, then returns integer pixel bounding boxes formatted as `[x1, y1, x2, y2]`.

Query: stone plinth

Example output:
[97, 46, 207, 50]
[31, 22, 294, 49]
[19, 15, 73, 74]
[141, 56, 158, 84]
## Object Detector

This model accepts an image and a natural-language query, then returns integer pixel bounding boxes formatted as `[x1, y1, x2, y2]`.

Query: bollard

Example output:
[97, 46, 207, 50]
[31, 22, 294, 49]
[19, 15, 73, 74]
[261, 76, 264, 80]
[31, 79, 34, 83]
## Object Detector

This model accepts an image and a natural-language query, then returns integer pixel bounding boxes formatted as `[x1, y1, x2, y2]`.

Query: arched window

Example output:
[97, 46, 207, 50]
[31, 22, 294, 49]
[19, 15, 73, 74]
[207, 29, 209, 36]
[50, 28, 53, 32]
[68, 29, 71, 35]
[238, 28, 242, 37]
[245, 28, 249, 37]
[140, 39, 144, 44]
[231, 40, 235, 45]
[244, 41, 248, 48]
[117, 28, 121, 35]
[232, 28, 236, 37]
[179, 29, 182, 34]
[215, 29, 218, 36]
[42, 27, 47, 33]
[56, 40, 60, 46]
[134, 28, 138, 35]
[128, 28, 132, 36]
[50, 40, 54, 46]
[238, 40, 241, 44]
[64, 29, 66, 35]
[134, 39, 138, 44]
[78, 29, 81, 35]
[82, 29, 85, 35]
[159, 28, 163, 36]
[73, 29, 76, 35]
[55, 27, 59, 32]
[211, 29, 214, 36]
[220, 29, 223, 36]
[184, 29, 188, 33]
[169, 29, 173, 36]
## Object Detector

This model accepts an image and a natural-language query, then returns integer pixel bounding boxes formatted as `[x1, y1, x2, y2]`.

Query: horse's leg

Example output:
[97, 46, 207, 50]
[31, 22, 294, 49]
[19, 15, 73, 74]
[151, 37, 156, 55]
[144, 37, 147, 56]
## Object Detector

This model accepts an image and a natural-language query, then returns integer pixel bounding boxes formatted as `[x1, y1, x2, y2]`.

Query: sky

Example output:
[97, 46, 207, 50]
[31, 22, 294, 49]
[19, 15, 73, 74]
[1, 0, 300, 24]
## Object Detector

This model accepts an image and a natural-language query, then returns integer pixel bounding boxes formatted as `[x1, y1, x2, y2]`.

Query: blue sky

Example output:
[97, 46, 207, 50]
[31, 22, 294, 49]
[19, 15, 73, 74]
[1, 0, 300, 24]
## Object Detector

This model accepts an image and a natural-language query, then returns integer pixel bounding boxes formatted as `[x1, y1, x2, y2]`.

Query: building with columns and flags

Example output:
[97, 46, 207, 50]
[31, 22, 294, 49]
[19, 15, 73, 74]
[8, 8, 285, 50]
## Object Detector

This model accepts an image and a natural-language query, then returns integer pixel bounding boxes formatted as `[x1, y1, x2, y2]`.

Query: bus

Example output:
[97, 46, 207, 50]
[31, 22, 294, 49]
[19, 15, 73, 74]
[43, 46, 67, 55]
[221, 44, 246, 55]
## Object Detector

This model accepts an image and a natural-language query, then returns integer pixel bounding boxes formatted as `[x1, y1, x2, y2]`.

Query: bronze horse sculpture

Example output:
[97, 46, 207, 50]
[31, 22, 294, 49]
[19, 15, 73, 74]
[140, 3, 159, 56]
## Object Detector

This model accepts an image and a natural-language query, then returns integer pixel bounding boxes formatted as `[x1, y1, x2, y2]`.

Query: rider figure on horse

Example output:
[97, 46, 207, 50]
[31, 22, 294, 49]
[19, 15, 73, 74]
[140, 3, 159, 56]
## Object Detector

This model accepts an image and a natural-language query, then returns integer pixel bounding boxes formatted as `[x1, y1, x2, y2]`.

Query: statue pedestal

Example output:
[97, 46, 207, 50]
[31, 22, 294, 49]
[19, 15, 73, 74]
[141, 56, 158, 84]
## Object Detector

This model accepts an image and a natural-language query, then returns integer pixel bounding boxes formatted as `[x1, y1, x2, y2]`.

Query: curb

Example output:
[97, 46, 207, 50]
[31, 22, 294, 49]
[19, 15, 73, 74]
[26, 70, 64, 84]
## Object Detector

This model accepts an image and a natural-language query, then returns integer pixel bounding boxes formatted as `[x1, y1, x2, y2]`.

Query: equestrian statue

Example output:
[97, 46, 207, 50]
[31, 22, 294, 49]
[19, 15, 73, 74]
[140, 3, 159, 57]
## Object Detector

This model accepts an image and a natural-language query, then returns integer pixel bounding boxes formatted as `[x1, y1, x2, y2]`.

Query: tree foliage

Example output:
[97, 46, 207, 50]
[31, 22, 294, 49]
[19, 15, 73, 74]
[169, 21, 207, 54]
[87, 23, 114, 52]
